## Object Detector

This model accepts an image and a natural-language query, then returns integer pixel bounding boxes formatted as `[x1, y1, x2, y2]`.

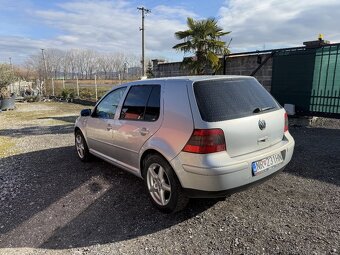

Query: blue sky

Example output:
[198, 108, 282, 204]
[1, 0, 340, 64]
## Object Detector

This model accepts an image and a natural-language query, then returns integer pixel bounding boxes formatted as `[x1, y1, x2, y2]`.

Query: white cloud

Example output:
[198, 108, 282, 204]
[152, 5, 197, 19]
[2, 0, 340, 64]
[31, 1, 190, 60]
[0, 36, 53, 63]
[57, 35, 79, 43]
[218, 0, 340, 52]
[0, 1, 193, 63]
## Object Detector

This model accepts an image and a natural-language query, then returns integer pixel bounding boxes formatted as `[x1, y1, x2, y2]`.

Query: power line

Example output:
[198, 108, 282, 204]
[137, 6, 151, 77]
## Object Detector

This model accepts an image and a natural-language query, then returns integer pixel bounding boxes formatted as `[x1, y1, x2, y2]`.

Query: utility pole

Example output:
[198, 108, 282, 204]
[123, 62, 128, 80]
[9, 57, 14, 76]
[41, 49, 48, 96]
[137, 6, 151, 77]
[9, 57, 14, 93]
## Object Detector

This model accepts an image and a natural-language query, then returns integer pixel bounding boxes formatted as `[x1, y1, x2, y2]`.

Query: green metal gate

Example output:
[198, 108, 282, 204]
[310, 45, 340, 115]
[271, 43, 340, 117]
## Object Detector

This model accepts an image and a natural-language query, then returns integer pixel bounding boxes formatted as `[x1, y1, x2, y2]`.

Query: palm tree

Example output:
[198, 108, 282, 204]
[173, 17, 230, 74]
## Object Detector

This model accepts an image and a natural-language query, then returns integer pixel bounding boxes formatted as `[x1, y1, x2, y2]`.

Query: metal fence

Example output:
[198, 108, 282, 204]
[310, 89, 340, 115]
[270, 43, 340, 118]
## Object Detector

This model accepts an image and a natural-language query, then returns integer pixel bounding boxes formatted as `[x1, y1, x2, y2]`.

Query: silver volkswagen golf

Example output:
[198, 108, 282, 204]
[74, 76, 295, 213]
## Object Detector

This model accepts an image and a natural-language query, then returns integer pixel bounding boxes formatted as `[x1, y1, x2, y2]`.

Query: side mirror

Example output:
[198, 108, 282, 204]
[80, 109, 91, 117]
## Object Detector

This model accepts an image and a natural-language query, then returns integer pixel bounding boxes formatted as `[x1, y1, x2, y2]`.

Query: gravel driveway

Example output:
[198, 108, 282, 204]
[0, 102, 339, 255]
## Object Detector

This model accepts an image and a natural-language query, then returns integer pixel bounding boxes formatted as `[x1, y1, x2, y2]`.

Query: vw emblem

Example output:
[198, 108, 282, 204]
[258, 119, 266, 130]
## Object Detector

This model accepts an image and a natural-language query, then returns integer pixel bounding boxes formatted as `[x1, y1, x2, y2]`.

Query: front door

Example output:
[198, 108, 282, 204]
[86, 87, 127, 158]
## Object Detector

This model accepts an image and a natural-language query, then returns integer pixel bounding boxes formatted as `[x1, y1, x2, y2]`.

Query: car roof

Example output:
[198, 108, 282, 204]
[116, 75, 254, 88]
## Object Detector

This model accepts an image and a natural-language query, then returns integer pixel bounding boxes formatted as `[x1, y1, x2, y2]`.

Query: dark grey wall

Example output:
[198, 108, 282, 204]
[153, 53, 273, 91]
[153, 62, 187, 77]
[224, 54, 273, 91]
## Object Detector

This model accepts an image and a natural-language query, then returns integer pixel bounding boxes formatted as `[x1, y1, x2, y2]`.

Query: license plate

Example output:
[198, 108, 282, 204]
[252, 153, 283, 176]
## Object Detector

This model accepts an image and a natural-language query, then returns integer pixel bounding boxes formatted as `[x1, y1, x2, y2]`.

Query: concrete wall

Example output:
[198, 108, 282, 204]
[224, 54, 273, 91]
[152, 53, 273, 91]
[153, 61, 188, 77]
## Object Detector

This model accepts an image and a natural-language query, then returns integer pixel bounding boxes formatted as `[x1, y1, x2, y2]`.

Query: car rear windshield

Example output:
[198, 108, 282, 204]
[193, 78, 280, 122]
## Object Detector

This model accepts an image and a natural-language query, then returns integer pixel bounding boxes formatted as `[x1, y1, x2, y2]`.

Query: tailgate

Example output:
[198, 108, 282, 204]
[221, 108, 285, 157]
[189, 77, 285, 157]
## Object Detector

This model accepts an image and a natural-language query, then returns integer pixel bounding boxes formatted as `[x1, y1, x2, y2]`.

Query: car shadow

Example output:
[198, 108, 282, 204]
[0, 124, 74, 137]
[38, 115, 79, 124]
[284, 127, 340, 187]
[0, 146, 218, 249]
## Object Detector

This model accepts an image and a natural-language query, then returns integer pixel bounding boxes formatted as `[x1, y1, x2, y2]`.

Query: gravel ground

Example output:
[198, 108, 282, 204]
[0, 102, 339, 255]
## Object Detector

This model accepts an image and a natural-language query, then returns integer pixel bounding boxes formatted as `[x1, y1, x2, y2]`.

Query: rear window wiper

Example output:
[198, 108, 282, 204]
[253, 106, 275, 113]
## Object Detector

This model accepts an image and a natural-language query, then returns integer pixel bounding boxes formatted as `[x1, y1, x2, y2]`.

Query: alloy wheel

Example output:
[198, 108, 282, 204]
[75, 134, 85, 159]
[146, 163, 172, 206]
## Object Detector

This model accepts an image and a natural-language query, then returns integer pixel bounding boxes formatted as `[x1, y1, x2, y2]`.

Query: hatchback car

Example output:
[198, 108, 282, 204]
[74, 76, 295, 213]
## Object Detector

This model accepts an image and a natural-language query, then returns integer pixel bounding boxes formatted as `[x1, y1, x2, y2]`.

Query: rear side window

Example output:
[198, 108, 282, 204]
[120, 85, 160, 121]
[194, 78, 280, 122]
[144, 86, 161, 121]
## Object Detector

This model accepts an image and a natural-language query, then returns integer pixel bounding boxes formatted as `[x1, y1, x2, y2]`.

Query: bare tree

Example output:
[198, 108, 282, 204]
[22, 48, 142, 81]
[97, 55, 111, 79]
[44, 49, 64, 79]
[25, 54, 44, 84]
[78, 49, 95, 79]
[22, 60, 38, 81]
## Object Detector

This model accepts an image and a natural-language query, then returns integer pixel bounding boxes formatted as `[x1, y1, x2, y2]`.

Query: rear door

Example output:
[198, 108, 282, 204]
[192, 77, 285, 157]
[112, 84, 163, 169]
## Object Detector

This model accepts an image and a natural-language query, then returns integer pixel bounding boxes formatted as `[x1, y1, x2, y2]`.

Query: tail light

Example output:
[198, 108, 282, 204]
[182, 129, 226, 154]
[284, 113, 289, 132]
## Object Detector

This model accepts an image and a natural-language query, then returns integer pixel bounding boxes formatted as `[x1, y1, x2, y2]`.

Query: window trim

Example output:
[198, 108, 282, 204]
[119, 84, 161, 122]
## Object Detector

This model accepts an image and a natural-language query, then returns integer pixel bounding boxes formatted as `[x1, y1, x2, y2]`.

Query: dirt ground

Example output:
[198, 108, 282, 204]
[0, 102, 339, 255]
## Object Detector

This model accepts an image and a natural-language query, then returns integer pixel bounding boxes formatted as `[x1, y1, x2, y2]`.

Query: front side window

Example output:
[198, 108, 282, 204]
[120, 85, 160, 121]
[94, 87, 126, 119]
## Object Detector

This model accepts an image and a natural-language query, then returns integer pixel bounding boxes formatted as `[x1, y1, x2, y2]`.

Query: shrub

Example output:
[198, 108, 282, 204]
[61, 89, 69, 99]
[24, 95, 40, 102]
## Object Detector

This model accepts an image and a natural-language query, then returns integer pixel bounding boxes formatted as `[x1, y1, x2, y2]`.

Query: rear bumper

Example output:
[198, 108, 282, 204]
[183, 167, 284, 198]
[170, 132, 295, 197]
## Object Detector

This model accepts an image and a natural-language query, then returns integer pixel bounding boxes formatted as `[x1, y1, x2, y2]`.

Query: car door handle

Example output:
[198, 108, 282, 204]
[257, 136, 268, 143]
[139, 127, 150, 136]
[107, 124, 113, 131]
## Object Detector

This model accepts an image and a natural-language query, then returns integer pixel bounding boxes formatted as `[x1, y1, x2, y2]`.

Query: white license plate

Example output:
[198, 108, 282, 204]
[252, 153, 283, 176]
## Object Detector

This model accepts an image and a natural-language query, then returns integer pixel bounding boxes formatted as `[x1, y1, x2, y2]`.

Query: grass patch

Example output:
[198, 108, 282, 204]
[0, 102, 87, 126]
[0, 136, 17, 158]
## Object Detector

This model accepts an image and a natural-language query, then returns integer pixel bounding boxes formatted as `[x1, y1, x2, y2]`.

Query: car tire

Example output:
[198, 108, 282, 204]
[75, 130, 91, 162]
[143, 154, 189, 213]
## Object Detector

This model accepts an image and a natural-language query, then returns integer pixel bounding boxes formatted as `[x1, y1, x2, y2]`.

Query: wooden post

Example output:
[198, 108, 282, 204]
[52, 78, 55, 96]
[76, 76, 79, 97]
[95, 74, 98, 101]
